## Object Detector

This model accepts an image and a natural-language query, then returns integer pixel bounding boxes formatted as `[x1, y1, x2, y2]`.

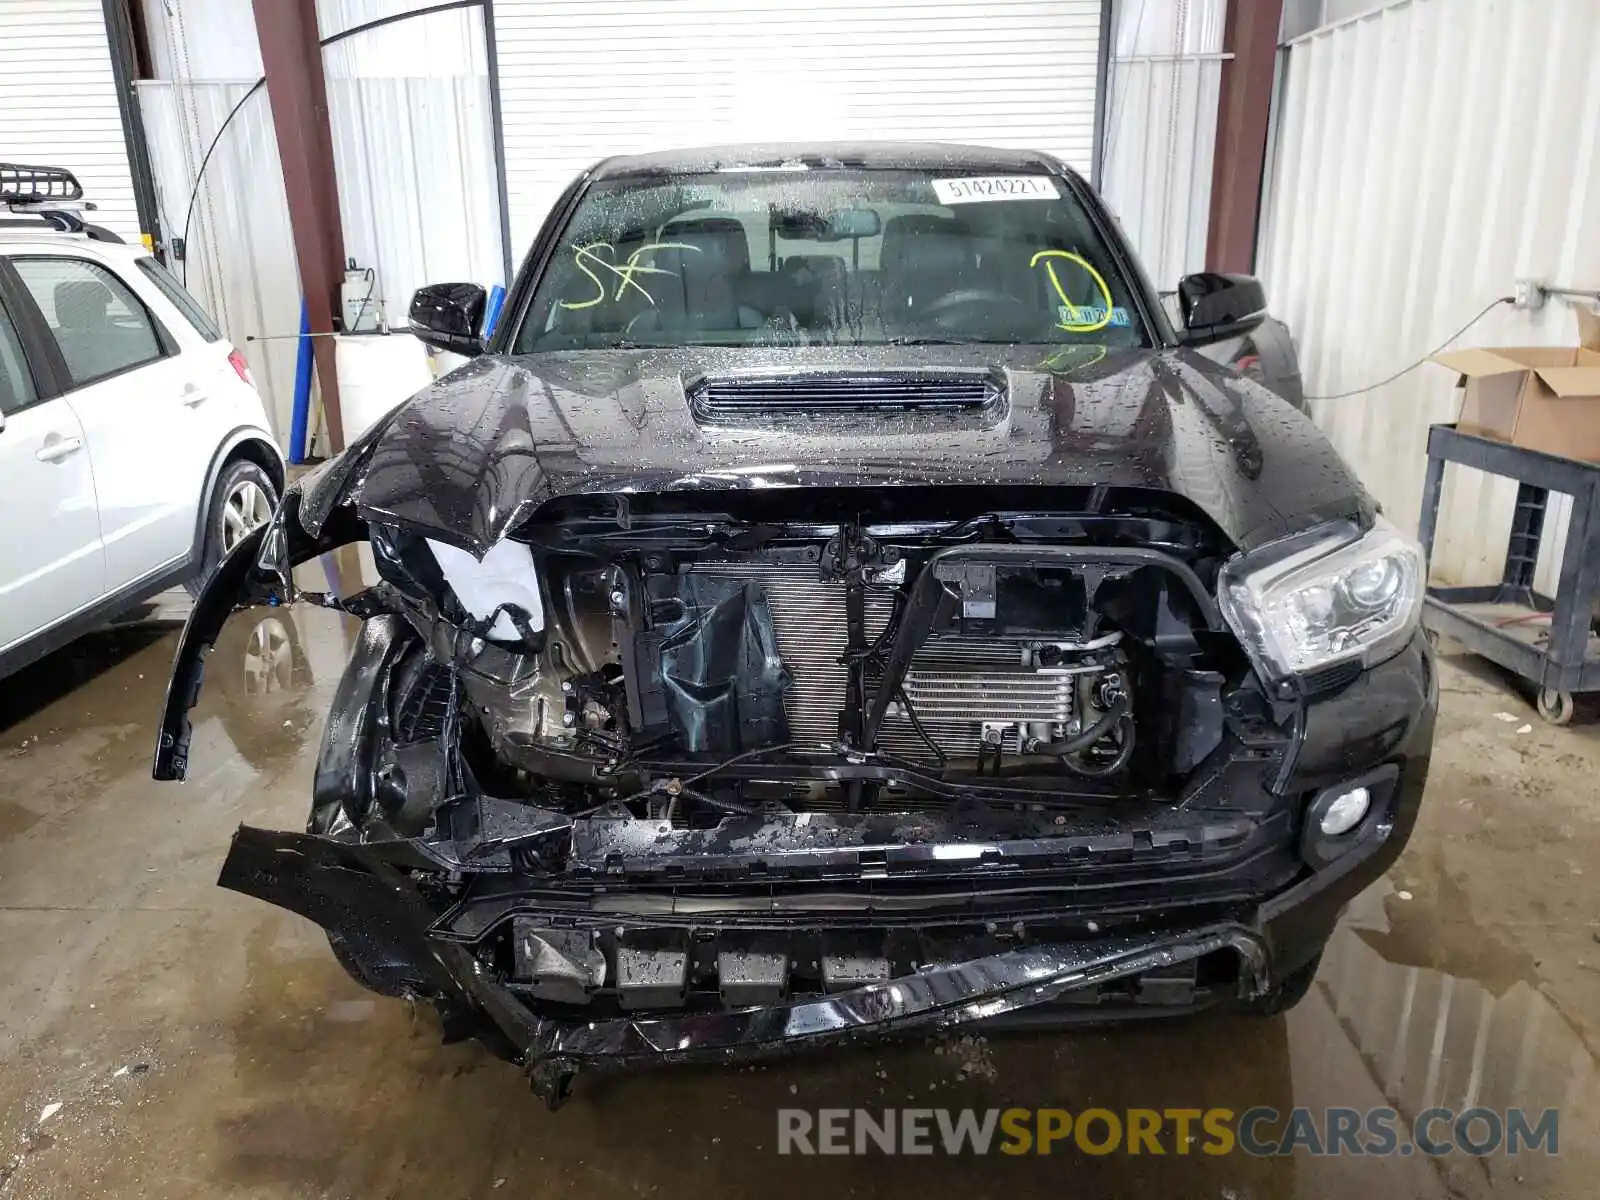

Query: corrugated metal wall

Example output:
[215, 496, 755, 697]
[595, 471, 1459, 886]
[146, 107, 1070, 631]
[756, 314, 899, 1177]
[1100, 0, 1226, 290]
[492, 0, 1107, 252]
[1260, 0, 1600, 589]
[139, 81, 300, 442]
[135, 0, 503, 440]
[325, 72, 504, 322]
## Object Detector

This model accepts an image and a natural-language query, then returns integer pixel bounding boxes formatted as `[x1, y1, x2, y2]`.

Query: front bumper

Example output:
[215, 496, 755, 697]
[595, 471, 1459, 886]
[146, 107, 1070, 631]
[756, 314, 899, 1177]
[219, 703, 1425, 1105]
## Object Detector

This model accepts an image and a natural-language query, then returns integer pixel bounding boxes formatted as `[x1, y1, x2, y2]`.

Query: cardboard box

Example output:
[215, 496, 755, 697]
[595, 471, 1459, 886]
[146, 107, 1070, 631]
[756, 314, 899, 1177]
[1431, 307, 1600, 462]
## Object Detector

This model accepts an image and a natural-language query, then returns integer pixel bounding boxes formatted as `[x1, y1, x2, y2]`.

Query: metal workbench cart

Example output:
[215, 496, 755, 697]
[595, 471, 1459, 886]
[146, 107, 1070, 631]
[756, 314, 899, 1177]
[1417, 424, 1600, 724]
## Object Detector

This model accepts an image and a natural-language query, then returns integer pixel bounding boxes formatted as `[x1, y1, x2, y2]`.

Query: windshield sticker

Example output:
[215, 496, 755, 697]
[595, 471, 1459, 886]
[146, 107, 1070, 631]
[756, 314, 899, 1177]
[558, 241, 700, 311]
[932, 176, 1059, 204]
[1060, 305, 1130, 328]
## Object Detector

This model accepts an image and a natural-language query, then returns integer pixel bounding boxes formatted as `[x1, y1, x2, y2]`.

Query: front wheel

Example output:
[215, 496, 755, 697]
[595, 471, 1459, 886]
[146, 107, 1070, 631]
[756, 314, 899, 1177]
[186, 460, 278, 596]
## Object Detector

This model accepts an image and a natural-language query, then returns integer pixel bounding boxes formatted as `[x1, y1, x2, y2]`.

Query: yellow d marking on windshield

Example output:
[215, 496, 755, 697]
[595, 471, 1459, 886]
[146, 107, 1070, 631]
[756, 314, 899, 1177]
[558, 241, 702, 311]
[1029, 250, 1114, 333]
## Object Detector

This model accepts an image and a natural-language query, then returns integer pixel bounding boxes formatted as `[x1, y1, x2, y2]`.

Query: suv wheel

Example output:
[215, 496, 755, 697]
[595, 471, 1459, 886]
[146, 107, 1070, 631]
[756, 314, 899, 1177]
[187, 460, 278, 596]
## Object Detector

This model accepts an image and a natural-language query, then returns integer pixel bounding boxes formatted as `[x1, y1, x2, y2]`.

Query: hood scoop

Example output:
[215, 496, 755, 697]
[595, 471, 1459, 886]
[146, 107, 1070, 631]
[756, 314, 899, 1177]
[688, 370, 1001, 421]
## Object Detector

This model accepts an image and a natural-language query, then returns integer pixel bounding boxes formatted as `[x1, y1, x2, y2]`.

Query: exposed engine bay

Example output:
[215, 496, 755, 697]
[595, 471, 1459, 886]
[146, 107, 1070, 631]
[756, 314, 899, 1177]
[238, 495, 1303, 1088]
[150, 486, 1444, 1125]
[152, 465, 1432, 1107]
[355, 503, 1239, 836]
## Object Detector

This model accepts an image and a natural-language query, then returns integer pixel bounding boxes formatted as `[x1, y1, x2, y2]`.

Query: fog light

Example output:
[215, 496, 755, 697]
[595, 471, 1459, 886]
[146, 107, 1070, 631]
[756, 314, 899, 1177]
[1318, 786, 1370, 837]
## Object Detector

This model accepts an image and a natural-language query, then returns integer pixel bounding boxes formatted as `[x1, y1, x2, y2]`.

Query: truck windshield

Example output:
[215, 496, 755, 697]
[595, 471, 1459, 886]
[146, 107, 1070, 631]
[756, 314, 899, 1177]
[513, 168, 1150, 352]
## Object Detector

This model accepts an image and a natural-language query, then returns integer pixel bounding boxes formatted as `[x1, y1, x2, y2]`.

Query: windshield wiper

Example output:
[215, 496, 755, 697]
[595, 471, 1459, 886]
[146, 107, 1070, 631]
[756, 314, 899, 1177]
[881, 335, 968, 346]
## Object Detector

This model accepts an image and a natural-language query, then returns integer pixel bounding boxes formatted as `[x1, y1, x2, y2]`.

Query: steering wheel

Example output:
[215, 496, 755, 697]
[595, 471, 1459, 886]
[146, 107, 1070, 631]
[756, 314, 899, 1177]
[919, 288, 1031, 333]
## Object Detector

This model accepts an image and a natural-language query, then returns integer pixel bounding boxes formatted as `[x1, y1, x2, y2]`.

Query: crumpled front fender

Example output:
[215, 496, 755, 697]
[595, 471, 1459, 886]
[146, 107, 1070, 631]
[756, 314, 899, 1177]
[152, 481, 370, 782]
[152, 525, 273, 781]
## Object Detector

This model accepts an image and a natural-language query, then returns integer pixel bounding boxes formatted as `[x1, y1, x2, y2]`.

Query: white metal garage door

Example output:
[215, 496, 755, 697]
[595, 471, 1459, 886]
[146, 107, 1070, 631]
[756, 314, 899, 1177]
[0, 0, 140, 241]
[493, 0, 1106, 251]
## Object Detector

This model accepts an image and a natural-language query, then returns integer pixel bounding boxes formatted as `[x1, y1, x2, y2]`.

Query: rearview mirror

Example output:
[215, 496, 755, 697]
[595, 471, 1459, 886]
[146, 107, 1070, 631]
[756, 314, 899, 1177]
[1175, 272, 1267, 347]
[824, 208, 881, 240]
[771, 207, 882, 242]
[409, 282, 487, 356]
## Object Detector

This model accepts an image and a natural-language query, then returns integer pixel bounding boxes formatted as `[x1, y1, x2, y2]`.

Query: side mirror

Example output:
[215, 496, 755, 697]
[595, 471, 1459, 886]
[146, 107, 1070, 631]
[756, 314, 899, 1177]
[1175, 272, 1267, 347]
[409, 283, 487, 356]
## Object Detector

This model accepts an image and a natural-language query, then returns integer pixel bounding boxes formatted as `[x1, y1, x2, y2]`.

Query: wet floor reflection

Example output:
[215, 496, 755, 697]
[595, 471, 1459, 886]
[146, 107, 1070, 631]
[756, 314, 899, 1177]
[1317, 883, 1600, 1194]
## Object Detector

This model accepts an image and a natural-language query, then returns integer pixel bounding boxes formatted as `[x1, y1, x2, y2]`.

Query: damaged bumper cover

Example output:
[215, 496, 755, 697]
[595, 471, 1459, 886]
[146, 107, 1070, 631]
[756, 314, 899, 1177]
[217, 736, 1412, 1105]
[221, 822, 1280, 1100]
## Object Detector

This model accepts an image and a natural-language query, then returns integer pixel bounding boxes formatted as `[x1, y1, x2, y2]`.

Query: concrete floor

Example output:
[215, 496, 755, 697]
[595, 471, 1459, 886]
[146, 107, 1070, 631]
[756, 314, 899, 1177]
[2, 589, 1598, 1199]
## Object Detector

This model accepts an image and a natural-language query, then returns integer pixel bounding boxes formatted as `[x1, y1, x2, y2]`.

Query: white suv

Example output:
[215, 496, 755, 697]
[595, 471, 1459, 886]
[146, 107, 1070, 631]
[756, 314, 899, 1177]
[0, 163, 282, 679]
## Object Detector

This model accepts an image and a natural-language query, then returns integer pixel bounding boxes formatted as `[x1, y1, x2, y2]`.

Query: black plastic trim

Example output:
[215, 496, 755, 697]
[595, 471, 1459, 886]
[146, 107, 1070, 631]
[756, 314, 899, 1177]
[0, 258, 67, 404]
[101, 0, 163, 247]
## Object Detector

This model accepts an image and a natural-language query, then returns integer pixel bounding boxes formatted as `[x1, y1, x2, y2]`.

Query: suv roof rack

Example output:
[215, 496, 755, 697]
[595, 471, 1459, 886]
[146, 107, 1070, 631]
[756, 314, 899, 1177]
[0, 161, 125, 243]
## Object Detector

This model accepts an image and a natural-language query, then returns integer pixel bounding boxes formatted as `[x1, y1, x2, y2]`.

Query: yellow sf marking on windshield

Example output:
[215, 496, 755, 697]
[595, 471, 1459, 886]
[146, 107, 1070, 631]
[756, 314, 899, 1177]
[558, 242, 702, 310]
[1029, 249, 1114, 333]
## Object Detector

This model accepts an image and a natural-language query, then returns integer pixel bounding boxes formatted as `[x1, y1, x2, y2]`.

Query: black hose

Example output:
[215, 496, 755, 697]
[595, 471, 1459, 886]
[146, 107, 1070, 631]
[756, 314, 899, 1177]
[1026, 694, 1129, 757]
[1057, 719, 1135, 778]
[895, 683, 947, 768]
[175, 80, 262, 285]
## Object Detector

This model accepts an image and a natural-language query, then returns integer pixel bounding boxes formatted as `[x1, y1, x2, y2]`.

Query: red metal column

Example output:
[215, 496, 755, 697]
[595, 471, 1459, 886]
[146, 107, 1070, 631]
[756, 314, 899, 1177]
[1205, 0, 1284, 275]
[253, 0, 346, 452]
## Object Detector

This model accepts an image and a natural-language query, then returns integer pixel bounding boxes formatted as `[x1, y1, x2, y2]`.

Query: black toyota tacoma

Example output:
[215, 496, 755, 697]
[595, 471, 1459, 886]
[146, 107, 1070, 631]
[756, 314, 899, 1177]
[154, 143, 1434, 1105]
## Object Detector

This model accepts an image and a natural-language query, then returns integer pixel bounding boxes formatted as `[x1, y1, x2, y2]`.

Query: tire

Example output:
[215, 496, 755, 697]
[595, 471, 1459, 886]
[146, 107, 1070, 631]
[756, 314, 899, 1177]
[1240, 950, 1323, 1016]
[186, 459, 279, 597]
[1536, 688, 1576, 726]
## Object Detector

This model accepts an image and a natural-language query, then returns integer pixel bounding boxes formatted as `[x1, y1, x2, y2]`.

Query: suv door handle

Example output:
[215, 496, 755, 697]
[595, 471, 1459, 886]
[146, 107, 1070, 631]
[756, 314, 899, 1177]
[182, 384, 208, 407]
[36, 436, 84, 463]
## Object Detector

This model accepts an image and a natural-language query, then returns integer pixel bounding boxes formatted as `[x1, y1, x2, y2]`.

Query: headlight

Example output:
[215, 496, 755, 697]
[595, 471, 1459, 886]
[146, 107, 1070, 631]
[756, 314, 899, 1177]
[1218, 516, 1424, 686]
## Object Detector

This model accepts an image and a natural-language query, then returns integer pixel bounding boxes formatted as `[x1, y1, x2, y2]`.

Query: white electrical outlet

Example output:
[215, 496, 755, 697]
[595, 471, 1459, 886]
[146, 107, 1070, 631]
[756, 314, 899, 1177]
[1513, 279, 1547, 310]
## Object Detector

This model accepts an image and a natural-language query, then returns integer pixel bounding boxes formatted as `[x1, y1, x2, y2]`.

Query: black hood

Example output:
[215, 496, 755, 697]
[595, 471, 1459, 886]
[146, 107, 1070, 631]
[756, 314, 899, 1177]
[295, 344, 1372, 556]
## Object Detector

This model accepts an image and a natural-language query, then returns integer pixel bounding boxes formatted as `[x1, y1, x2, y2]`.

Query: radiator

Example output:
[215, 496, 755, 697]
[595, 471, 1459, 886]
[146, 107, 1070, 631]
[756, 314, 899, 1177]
[687, 563, 1080, 762]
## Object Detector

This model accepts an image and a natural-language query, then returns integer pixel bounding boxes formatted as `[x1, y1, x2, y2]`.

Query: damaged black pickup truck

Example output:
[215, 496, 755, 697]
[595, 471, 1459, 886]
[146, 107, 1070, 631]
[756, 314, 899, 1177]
[153, 143, 1435, 1105]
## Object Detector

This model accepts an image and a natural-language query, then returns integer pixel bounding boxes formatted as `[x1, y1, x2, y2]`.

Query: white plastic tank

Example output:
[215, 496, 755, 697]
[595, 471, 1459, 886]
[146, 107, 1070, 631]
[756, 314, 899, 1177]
[333, 332, 434, 443]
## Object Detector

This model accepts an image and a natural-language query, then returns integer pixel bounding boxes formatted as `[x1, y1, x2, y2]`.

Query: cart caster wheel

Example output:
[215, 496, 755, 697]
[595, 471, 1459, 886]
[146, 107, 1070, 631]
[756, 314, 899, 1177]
[1537, 689, 1576, 726]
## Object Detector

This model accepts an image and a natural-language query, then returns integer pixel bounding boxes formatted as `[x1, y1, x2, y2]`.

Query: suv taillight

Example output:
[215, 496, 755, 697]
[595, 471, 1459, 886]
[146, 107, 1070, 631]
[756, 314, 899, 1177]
[228, 349, 254, 387]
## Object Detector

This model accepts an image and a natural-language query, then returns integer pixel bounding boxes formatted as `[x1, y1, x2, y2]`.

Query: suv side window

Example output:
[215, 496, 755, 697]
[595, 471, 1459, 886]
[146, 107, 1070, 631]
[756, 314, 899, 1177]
[10, 258, 168, 388]
[0, 294, 38, 416]
[135, 256, 222, 342]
